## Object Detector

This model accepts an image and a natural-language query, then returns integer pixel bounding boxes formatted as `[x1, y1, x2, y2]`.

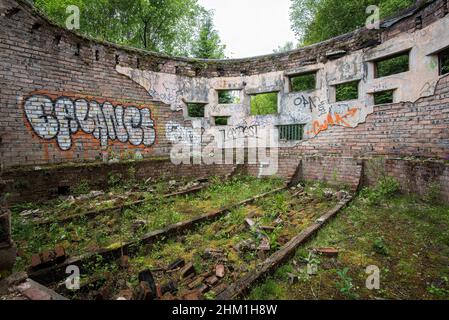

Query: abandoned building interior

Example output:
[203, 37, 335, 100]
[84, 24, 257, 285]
[0, 0, 449, 301]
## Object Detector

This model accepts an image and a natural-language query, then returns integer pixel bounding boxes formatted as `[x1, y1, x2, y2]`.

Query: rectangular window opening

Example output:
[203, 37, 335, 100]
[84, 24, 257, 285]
[375, 51, 410, 78]
[214, 116, 229, 126]
[278, 124, 305, 141]
[186, 103, 206, 118]
[439, 47, 449, 76]
[335, 81, 359, 102]
[217, 90, 241, 104]
[250, 92, 278, 115]
[373, 90, 395, 105]
[289, 72, 317, 92]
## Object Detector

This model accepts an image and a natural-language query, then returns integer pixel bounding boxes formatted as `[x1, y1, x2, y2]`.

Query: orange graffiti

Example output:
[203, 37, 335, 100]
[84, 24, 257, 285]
[307, 108, 359, 135]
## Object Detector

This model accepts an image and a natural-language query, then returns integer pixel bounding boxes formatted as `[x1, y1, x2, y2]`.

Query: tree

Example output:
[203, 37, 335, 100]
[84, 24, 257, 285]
[34, 0, 220, 57]
[290, 0, 415, 45]
[192, 11, 226, 59]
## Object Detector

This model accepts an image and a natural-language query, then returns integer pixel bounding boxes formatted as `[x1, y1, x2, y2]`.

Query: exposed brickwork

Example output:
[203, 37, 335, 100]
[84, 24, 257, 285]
[0, 0, 448, 203]
[1, 158, 236, 202]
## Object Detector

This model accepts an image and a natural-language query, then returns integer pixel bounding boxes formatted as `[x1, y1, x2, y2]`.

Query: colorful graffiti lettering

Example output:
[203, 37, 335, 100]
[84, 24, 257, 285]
[24, 94, 156, 150]
[307, 108, 358, 135]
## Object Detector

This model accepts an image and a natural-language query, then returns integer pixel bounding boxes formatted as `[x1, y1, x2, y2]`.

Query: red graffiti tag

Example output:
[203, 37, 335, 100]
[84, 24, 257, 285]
[307, 108, 358, 135]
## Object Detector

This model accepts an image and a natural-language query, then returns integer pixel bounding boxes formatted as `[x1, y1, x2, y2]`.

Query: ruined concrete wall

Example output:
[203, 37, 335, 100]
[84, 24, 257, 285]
[0, 0, 449, 201]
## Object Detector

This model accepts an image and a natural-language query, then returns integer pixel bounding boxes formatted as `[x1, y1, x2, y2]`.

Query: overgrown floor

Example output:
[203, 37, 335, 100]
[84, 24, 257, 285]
[249, 186, 449, 300]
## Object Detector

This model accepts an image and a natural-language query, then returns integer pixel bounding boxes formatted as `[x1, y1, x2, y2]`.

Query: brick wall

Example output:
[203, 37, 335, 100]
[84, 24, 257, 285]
[1, 0, 448, 203]
[1, 158, 236, 203]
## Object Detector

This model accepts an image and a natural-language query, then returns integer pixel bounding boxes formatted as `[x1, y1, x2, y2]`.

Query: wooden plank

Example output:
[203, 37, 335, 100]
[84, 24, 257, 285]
[216, 196, 353, 300]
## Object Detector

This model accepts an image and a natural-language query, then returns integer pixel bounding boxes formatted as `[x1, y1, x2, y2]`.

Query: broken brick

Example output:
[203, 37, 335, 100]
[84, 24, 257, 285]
[215, 264, 225, 278]
[30, 254, 42, 268]
[54, 246, 66, 263]
[134, 281, 155, 300]
[118, 255, 129, 269]
[161, 280, 178, 295]
[41, 250, 54, 264]
[180, 262, 196, 279]
[197, 284, 209, 294]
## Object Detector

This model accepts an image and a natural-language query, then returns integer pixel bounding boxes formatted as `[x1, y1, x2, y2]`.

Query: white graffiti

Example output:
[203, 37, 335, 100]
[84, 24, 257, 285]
[24, 95, 156, 150]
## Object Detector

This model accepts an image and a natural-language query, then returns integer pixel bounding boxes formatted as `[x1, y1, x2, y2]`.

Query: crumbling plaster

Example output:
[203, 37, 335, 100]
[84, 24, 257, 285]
[117, 14, 449, 146]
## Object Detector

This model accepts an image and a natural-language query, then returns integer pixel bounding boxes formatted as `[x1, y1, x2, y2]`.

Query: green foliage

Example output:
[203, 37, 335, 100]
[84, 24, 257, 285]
[439, 49, 449, 75]
[187, 103, 205, 118]
[250, 92, 278, 115]
[360, 177, 400, 206]
[424, 181, 441, 204]
[290, 73, 316, 92]
[214, 116, 229, 126]
[335, 81, 359, 102]
[290, 0, 415, 45]
[336, 268, 359, 299]
[376, 54, 409, 77]
[374, 90, 394, 105]
[108, 172, 122, 187]
[218, 90, 240, 104]
[372, 236, 390, 256]
[192, 13, 225, 59]
[427, 277, 449, 298]
[34, 0, 223, 57]
[71, 180, 90, 196]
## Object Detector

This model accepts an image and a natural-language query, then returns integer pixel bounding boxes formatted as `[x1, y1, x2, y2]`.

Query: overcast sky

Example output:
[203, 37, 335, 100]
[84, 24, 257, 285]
[197, 0, 297, 59]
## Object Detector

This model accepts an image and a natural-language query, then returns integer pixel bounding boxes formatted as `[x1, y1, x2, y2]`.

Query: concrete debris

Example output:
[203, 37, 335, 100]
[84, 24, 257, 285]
[258, 238, 271, 251]
[245, 218, 256, 228]
[335, 190, 350, 201]
[324, 189, 335, 199]
[205, 275, 219, 286]
[131, 220, 147, 232]
[233, 239, 256, 252]
[19, 209, 41, 217]
[204, 248, 224, 259]
[76, 190, 105, 201]
[287, 273, 299, 285]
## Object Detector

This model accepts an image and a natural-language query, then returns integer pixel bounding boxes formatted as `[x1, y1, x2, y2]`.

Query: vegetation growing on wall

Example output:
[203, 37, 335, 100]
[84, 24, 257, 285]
[250, 92, 278, 115]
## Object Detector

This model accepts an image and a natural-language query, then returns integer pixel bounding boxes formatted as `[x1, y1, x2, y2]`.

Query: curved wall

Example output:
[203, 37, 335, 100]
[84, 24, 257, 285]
[0, 0, 448, 180]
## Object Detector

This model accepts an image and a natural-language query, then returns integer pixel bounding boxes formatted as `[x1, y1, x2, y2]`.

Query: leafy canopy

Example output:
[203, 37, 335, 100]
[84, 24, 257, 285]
[33, 0, 224, 58]
[290, 0, 415, 45]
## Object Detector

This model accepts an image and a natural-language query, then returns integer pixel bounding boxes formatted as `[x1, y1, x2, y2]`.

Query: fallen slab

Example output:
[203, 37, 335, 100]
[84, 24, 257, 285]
[216, 195, 353, 300]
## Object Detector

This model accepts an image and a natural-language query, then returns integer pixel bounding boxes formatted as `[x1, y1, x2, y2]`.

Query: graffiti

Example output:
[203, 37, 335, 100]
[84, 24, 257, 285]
[294, 95, 316, 113]
[225, 125, 258, 141]
[24, 94, 156, 150]
[165, 121, 202, 146]
[307, 108, 359, 135]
